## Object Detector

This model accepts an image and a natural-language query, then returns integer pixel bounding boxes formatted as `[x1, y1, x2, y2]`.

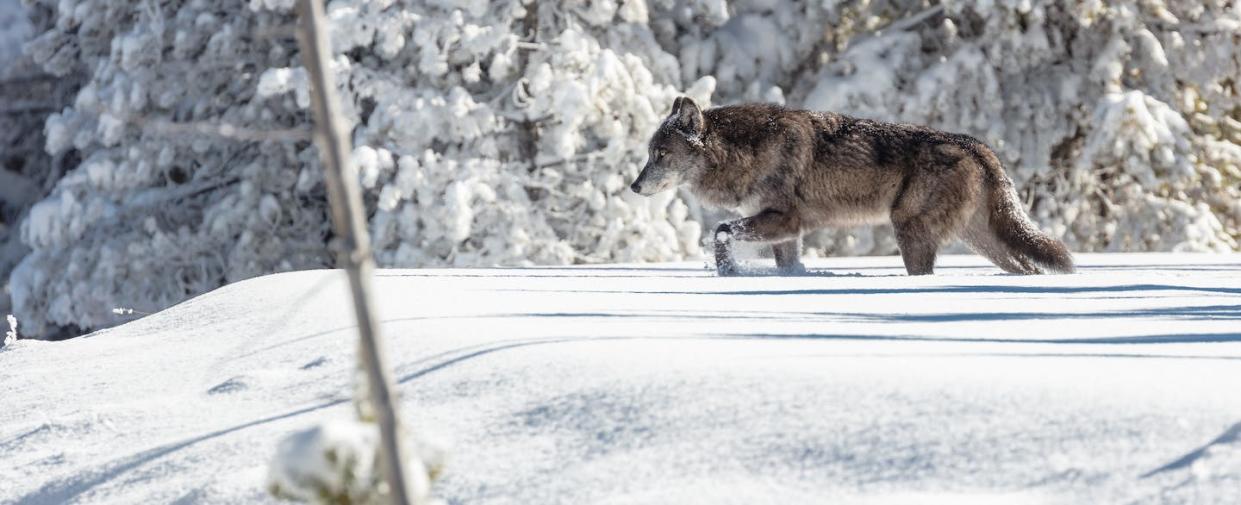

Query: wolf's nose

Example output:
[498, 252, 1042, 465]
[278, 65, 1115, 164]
[630, 181, 640, 193]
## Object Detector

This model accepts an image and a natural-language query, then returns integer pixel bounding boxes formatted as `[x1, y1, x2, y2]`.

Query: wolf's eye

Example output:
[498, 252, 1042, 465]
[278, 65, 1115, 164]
[655, 149, 666, 160]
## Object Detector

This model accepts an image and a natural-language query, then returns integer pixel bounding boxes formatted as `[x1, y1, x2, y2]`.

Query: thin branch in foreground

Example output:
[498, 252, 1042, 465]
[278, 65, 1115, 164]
[295, 0, 420, 504]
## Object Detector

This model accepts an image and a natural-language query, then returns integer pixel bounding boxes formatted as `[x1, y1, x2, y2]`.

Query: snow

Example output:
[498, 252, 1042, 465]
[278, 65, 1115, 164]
[2, 314, 15, 347]
[3, 253, 1241, 504]
[267, 419, 434, 504]
[268, 420, 386, 502]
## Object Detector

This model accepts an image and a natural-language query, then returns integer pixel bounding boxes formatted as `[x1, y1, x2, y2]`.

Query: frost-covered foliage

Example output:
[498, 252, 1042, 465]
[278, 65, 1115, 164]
[12, 0, 335, 337]
[0, 0, 81, 322]
[1, 0, 33, 317]
[7, 0, 1241, 337]
[2, 314, 16, 348]
[795, 0, 1241, 255]
[0, 0, 32, 66]
[268, 419, 442, 505]
[258, 0, 713, 267]
[10, 0, 710, 337]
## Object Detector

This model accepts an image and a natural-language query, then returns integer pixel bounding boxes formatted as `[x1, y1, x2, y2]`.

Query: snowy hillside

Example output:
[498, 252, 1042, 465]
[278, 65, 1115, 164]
[3, 253, 1240, 504]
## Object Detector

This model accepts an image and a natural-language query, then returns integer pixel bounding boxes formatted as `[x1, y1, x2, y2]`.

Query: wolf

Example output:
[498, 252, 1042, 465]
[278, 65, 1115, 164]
[629, 97, 1074, 276]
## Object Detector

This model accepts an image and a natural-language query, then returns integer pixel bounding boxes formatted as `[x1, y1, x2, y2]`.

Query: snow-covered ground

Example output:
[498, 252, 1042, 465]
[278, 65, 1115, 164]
[2, 253, 1240, 504]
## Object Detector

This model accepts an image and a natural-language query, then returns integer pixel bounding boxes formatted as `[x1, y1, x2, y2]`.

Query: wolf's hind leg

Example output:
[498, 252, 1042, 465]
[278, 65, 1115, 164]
[894, 223, 939, 275]
[891, 191, 974, 275]
[890, 148, 983, 276]
[714, 209, 801, 277]
[772, 236, 805, 274]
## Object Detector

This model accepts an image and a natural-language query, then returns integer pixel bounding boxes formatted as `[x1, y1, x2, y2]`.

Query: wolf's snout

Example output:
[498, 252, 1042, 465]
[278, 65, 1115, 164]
[630, 168, 647, 194]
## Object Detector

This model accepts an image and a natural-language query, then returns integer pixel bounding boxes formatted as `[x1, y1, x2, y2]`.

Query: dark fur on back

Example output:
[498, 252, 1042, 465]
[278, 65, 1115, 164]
[631, 100, 1074, 275]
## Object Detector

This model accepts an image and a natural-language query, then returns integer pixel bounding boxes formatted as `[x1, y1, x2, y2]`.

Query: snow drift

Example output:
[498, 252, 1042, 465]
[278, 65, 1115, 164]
[2, 253, 1240, 504]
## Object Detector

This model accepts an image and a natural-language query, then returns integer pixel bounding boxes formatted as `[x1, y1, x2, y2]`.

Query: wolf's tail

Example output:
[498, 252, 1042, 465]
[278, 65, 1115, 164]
[967, 145, 1075, 274]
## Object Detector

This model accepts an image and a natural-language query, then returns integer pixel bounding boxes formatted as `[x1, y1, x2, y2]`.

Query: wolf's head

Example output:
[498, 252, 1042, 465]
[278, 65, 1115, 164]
[630, 96, 706, 196]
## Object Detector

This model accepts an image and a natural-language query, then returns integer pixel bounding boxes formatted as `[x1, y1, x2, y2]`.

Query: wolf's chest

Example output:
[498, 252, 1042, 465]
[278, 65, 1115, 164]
[733, 194, 765, 216]
[703, 191, 763, 217]
[691, 175, 766, 216]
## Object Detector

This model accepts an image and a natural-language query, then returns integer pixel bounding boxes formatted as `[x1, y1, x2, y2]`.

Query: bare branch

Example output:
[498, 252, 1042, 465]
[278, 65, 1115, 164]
[0, 103, 57, 116]
[253, 24, 299, 40]
[296, 1, 420, 504]
[138, 117, 312, 143]
[0, 74, 58, 87]
[77, 103, 313, 143]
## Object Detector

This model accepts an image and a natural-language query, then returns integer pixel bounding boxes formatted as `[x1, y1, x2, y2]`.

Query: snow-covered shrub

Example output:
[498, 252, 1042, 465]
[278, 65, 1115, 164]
[6, 0, 1241, 337]
[2, 314, 16, 348]
[794, 0, 1241, 254]
[268, 419, 442, 505]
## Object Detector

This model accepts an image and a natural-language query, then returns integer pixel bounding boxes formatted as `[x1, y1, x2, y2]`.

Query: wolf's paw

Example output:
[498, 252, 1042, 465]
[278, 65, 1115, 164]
[716, 259, 740, 277]
[776, 262, 806, 276]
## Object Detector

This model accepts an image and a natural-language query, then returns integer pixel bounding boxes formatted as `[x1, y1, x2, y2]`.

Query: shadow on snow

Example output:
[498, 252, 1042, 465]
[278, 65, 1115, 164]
[505, 283, 1241, 297]
[19, 328, 1241, 504]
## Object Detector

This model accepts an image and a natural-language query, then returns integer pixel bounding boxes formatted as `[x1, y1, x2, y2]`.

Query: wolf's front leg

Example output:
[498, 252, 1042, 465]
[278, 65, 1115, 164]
[714, 209, 801, 277]
[772, 237, 805, 275]
[714, 228, 738, 276]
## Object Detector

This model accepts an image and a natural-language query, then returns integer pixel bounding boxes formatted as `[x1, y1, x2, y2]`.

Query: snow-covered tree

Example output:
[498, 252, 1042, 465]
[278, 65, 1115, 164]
[793, 0, 1241, 255]
[253, 0, 712, 268]
[7, 0, 1241, 338]
[0, 0, 82, 325]
[12, 0, 336, 338]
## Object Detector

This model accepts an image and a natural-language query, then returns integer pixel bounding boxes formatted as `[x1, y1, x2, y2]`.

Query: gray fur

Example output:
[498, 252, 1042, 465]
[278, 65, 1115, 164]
[630, 98, 1075, 276]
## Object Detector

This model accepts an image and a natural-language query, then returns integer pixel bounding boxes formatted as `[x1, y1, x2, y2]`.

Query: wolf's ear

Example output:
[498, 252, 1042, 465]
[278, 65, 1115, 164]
[674, 97, 703, 135]
[670, 96, 685, 115]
